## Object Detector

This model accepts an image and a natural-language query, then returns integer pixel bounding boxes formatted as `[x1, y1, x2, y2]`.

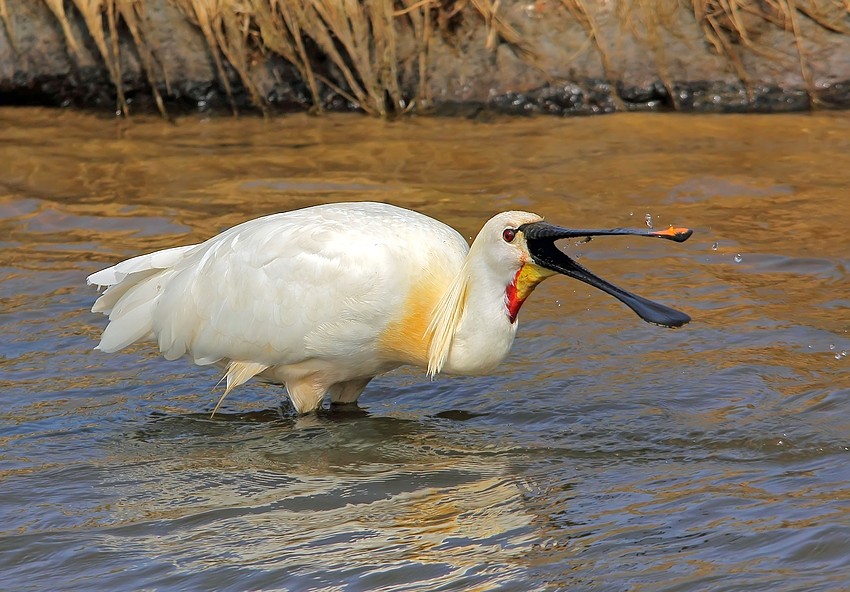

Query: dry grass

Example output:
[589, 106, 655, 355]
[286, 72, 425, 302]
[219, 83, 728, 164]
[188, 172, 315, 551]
[0, 0, 14, 51]
[694, 0, 850, 104]
[43, 0, 169, 115]
[24, 0, 850, 115]
[167, 0, 460, 116]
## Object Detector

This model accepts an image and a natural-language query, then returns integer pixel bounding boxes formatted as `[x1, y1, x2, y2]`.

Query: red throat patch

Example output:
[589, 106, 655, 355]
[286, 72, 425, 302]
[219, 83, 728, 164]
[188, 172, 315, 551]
[505, 263, 554, 323]
[505, 273, 523, 324]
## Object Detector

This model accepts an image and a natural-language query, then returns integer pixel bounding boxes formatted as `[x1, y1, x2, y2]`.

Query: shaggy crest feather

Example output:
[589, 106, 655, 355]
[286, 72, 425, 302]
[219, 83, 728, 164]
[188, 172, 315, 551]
[425, 260, 470, 377]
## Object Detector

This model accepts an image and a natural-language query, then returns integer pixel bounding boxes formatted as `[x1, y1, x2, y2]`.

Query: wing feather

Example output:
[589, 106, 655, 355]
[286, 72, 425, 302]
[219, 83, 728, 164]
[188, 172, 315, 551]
[90, 203, 470, 379]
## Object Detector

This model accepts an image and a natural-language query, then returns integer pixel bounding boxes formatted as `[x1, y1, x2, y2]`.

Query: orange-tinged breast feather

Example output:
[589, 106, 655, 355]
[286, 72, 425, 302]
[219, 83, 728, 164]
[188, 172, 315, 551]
[378, 280, 446, 366]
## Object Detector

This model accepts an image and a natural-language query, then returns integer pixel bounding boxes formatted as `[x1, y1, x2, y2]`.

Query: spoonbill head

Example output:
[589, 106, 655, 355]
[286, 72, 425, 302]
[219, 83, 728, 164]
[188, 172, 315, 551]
[87, 202, 692, 414]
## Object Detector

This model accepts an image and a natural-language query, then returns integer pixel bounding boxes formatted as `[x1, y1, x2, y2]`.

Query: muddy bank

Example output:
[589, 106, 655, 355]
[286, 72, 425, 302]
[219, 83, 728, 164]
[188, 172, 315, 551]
[2, 0, 850, 116]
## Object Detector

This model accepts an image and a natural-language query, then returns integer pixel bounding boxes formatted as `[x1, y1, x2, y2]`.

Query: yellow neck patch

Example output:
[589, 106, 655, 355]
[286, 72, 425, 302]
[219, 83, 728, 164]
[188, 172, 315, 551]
[505, 263, 554, 323]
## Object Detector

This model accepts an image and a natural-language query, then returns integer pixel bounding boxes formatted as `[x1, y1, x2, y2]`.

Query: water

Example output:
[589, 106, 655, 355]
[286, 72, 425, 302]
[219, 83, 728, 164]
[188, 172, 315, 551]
[2, 108, 850, 591]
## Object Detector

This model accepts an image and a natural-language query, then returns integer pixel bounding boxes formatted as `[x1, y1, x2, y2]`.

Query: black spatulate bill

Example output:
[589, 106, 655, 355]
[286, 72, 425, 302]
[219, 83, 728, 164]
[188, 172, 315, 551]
[518, 221, 693, 328]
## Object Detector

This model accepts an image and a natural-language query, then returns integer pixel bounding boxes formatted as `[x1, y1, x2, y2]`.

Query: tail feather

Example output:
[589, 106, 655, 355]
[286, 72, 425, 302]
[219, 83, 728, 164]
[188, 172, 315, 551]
[97, 304, 156, 352]
[88, 244, 197, 353]
[91, 268, 159, 314]
[87, 245, 196, 289]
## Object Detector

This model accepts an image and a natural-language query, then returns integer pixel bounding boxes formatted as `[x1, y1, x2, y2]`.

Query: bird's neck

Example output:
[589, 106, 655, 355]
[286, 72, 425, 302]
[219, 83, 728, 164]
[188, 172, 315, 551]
[427, 256, 549, 376]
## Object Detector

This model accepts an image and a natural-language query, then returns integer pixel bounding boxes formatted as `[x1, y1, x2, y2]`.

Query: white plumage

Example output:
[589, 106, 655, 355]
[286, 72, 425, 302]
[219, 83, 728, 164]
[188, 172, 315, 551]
[88, 201, 692, 414]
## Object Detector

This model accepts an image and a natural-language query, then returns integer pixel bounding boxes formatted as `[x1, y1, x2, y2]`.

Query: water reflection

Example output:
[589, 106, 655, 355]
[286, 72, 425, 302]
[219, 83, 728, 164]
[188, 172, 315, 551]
[2, 108, 850, 590]
[94, 411, 537, 590]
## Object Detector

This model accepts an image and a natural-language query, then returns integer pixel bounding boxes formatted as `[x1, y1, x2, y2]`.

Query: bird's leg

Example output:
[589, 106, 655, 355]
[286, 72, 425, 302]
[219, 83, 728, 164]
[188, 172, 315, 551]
[328, 377, 373, 406]
[285, 376, 331, 414]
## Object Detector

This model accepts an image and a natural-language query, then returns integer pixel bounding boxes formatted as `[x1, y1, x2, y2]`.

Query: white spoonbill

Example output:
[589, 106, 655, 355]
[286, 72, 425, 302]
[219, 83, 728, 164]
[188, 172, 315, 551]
[88, 202, 692, 414]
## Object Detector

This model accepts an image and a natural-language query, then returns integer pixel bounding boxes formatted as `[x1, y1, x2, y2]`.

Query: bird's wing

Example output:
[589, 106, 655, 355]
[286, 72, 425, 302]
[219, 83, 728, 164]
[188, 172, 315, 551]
[148, 204, 467, 369]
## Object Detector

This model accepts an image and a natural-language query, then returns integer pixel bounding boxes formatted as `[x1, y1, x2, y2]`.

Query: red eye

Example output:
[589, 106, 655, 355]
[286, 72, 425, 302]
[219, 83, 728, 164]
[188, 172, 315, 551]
[503, 228, 516, 243]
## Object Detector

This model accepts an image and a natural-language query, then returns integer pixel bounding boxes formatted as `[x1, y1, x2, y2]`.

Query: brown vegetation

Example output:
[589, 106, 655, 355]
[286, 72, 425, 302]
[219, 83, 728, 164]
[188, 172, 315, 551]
[12, 0, 850, 116]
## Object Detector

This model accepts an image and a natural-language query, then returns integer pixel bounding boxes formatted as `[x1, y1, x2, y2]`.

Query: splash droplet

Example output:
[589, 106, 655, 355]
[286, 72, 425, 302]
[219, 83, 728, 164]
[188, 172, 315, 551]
[644, 213, 653, 229]
[842, 350, 847, 357]
[734, 254, 742, 263]
[711, 242, 718, 250]
[830, 344, 836, 350]
[835, 353, 842, 360]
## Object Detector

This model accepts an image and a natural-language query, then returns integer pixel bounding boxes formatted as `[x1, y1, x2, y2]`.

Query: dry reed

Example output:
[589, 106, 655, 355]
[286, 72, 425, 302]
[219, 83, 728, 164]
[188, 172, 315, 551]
[20, 0, 850, 115]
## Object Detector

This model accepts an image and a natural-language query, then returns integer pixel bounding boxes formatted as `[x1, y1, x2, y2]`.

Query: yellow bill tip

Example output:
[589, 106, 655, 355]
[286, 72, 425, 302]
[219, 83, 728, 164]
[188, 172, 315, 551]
[650, 226, 693, 242]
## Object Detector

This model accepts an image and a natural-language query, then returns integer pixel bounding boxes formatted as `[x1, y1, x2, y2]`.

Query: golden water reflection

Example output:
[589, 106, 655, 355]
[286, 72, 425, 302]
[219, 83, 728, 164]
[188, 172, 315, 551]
[2, 107, 850, 590]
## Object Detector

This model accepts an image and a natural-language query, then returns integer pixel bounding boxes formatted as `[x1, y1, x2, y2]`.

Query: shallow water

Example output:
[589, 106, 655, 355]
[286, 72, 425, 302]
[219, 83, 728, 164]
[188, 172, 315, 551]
[2, 108, 850, 591]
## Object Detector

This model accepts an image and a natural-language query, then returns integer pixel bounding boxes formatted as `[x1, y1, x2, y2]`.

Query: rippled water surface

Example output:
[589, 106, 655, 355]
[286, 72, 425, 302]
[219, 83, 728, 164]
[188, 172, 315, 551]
[2, 108, 850, 591]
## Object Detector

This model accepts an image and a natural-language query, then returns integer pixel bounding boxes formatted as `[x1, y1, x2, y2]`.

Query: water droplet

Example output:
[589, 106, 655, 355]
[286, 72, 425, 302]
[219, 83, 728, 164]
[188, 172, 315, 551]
[711, 242, 718, 250]
[644, 213, 653, 229]
[734, 254, 742, 263]
[830, 344, 836, 350]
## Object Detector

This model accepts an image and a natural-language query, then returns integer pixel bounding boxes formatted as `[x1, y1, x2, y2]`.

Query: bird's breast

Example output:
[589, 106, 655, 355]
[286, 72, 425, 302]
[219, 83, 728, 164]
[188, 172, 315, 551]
[376, 280, 445, 366]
